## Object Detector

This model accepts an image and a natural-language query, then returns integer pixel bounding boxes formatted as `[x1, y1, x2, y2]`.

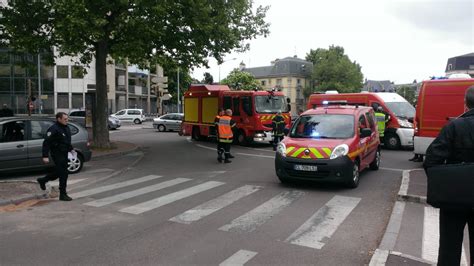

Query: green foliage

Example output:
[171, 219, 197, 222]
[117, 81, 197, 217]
[305, 45, 364, 93]
[396, 86, 417, 105]
[202, 72, 214, 84]
[221, 69, 261, 90]
[0, 0, 269, 147]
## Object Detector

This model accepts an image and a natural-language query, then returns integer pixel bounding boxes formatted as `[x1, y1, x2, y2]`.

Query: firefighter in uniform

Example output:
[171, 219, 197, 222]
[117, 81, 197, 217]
[37, 112, 75, 201]
[215, 109, 225, 161]
[375, 106, 389, 141]
[272, 111, 286, 151]
[217, 109, 236, 163]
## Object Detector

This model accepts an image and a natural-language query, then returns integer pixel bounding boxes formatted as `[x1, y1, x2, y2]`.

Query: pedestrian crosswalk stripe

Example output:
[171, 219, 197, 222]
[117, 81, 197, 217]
[119, 181, 225, 215]
[285, 195, 360, 249]
[422, 207, 468, 265]
[69, 175, 162, 199]
[51, 178, 86, 186]
[219, 190, 305, 233]
[219, 250, 258, 266]
[83, 178, 192, 207]
[170, 185, 262, 224]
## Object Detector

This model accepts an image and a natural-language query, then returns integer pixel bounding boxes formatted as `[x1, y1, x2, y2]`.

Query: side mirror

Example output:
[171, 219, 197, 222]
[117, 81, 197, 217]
[284, 128, 290, 136]
[360, 128, 372, 138]
[286, 97, 291, 104]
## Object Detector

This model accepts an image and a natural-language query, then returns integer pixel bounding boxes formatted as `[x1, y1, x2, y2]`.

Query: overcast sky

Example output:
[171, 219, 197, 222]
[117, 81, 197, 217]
[192, 0, 473, 85]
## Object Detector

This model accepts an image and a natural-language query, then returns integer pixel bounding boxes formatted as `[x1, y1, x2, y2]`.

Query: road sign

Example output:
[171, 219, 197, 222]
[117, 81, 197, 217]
[151, 76, 168, 83]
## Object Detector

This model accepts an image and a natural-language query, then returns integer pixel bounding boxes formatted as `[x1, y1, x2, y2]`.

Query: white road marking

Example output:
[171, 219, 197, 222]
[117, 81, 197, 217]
[50, 178, 86, 186]
[119, 181, 225, 215]
[379, 167, 404, 172]
[84, 178, 191, 207]
[235, 152, 274, 159]
[83, 168, 114, 174]
[286, 195, 361, 249]
[219, 190, 304, 233]
[422, 207, 468, 265]
[219, 250, 258, 266]
[398, 170, 410, 197]
[196, 144, 216, 151]
[170, 185, 262, 224]
[69, 175, 162, 198]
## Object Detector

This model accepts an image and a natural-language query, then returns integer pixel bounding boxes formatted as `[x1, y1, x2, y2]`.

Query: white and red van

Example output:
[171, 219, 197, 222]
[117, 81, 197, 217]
[414, 78, 474, 155]
[308, 92, 415, 149]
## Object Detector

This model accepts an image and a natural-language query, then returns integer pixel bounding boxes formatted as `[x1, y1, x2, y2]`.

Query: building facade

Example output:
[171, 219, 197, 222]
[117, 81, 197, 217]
[242, 56, 313, 113]
[445, 53, 474, 78]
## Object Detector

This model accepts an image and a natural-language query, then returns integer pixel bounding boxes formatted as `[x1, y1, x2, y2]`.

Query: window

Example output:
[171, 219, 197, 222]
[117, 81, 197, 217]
[365, 112, 375, 130]
[68, 124, 79, 135]
[29, 120, 53, 140]
[0, 65, 11, 77]
[72, 66, 84, 79]
[290, 114, 354, 139]
[232, 97, 240, 116]
[70, 111, 85, 117]
[269, 79, 272, 85]
[57, 93, 69, 108]
[297, 79, 301, 85]
[56, 65, 69, 79]
[41, 66, 54, 79]
[276, 79, 282, 87]
[0, 78, 10, 93]
[447, 64, 452, 71]
[469, 65, 474, 70]
[13, 65, 25, 77]
[0, 121, 25, 142]
[223, 96, 232, 110]
[161, 115, 171, 120]
[261, 80, 266, 86]
[0, 52, 10, 64]
[127, 110, 141, 115]
[359, 115, 367, 129]
[71, 93, 83, 108]
[287, 78, 292, 85]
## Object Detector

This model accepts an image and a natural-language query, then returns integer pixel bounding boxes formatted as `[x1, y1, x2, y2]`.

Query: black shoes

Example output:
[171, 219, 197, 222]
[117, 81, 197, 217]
[217, 157, 223, 163]
[228, 154, 235, 159]
[37, 178, 46, 190]
[59, 193, 72, 201]
[224, 159, 232, 163]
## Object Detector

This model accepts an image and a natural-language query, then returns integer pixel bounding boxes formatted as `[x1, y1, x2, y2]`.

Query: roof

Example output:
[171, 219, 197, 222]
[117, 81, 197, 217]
[374, 92, 409, 103]
[187, 84, 231, 93]
[303, 105, 371, 116]
[446, 53, 474, 72]
[242, 56, 313, 78]
[363, 80, 395, 92]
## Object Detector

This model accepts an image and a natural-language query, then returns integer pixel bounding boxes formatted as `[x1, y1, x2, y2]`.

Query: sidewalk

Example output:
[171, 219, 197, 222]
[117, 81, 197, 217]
[370, 168, 470, 266]
[0, 141, 140, 208]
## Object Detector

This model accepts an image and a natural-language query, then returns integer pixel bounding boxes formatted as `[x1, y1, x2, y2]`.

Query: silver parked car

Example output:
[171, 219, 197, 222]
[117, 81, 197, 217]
[153, 113, 184, 132]
[69, 110, 121, 130]
[0, 117, 92, 174]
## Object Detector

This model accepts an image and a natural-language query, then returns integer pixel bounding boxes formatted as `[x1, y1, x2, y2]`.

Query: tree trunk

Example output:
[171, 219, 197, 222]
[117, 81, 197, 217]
[93, 40, 111, 148]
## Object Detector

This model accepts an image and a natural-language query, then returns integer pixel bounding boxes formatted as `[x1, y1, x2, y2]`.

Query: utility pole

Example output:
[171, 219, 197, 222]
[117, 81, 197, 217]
[37, 53, 42, 114]
[146, 62, 151, 114]
[177, 67, 180, 113]
[27, 79, 32, 116]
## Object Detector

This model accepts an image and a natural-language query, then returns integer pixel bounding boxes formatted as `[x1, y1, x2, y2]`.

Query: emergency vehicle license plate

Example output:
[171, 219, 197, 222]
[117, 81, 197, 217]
[294, 164, 318, 171]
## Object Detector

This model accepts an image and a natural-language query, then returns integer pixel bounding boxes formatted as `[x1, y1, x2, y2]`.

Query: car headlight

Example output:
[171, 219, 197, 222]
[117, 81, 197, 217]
[330, 144, 349, 159]
[277, 142, 286, 157]
[397, 118, 413, 128]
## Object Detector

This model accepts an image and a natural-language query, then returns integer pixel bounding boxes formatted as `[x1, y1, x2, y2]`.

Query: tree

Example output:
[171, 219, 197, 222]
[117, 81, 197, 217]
[202, 72, 214, 84]
[0, 1, 269, 148]
[396, 86, 417, 105]
[221, 69, 261, 90]
[305, 45, 363, 93]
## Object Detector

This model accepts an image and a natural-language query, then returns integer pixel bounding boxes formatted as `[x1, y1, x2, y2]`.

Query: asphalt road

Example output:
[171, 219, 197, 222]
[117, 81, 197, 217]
[0, 126, 423, 265]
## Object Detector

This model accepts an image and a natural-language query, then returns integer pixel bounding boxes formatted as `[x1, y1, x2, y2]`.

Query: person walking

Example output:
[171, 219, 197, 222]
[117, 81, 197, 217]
[272, 111, 285, 151]
[37, 112, 75, 201]
[216, 109, 236, 163]
[424, 86, 474, 266]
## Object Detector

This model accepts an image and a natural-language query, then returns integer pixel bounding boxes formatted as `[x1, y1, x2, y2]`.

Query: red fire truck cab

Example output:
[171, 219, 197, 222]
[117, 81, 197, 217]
[181, 84, 291, 145]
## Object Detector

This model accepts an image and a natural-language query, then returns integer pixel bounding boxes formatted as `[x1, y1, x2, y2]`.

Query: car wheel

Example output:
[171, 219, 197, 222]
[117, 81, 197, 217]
[370, 149, 381, 170]
[384, 134, 401, 150]
[192, 126, 202, 141]
[236, 130, 248, 146]
[346, 161, 360, 188]
[133, 118, 141, 124]
[68, 154, 83, 174]
[158, 124, 166, 132]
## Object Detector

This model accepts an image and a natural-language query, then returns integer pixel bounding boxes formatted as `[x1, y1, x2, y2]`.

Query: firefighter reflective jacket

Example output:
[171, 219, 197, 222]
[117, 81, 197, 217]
[272, 114, 286, 136]
[375, 112, 386, 137]
[217, 115, 235, 143]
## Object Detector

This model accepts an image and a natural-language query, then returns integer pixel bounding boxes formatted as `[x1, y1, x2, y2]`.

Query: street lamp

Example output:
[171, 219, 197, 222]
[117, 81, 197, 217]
[218, 58, 237, 83]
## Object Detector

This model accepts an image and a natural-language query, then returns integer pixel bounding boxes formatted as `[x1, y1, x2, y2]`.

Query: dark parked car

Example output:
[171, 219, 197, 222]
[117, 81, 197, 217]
[153, 113, 184, 132]
[0, 117, 92, 174]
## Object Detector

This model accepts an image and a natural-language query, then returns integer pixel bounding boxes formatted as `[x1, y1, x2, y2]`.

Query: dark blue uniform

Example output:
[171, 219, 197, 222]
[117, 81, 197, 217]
[272, 114, 285, 151]
[40, 122, 73, 194]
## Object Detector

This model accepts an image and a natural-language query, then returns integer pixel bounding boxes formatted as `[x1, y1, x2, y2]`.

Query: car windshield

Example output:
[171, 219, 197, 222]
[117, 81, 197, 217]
[290, 114, 355, 139]
[384, 102, 415, 119]
[255, 95, 289, 114]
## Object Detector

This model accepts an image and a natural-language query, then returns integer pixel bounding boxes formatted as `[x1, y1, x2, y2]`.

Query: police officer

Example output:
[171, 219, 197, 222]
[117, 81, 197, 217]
[374, 106, 389, 140]
[272, 111, 285, 151]
[37, 112, 75, 201]
[217, 109, 236, 163]
[424, 86, 474, 265]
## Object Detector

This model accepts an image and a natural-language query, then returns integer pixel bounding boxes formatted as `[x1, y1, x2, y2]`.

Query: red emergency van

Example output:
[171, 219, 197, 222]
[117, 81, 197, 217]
[275, 103, 380, 188]
[308, 92, 415, 150]
[181, 84, 291, 145]
[414, 78, 474, 155]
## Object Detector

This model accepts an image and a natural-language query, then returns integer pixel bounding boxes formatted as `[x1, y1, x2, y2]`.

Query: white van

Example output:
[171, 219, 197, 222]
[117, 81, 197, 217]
[112, 109, 146, 124]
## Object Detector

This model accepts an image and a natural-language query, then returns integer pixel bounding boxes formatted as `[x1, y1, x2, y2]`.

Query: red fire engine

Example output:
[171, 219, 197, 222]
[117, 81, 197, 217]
[181, 84, 291, 145]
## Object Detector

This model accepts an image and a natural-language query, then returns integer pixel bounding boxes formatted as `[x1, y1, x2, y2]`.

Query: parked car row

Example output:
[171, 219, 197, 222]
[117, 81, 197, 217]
[0, 117, 92, 174]
[69, 109, 121, 130]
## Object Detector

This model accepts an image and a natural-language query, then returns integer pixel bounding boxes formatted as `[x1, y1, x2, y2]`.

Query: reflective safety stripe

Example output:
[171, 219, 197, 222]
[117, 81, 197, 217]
[286, 146, 332, 159]
[286, 146, 296, 153]
[292, 148, 305, 157]
[309, 148, 323, 158]
[322, 148, 332, 157]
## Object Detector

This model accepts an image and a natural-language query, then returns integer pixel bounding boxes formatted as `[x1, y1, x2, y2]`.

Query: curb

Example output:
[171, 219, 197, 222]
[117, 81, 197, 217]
[0, 180, 51, 207]
[369, 169, 430, 265]
[91, 145, 141, 160]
